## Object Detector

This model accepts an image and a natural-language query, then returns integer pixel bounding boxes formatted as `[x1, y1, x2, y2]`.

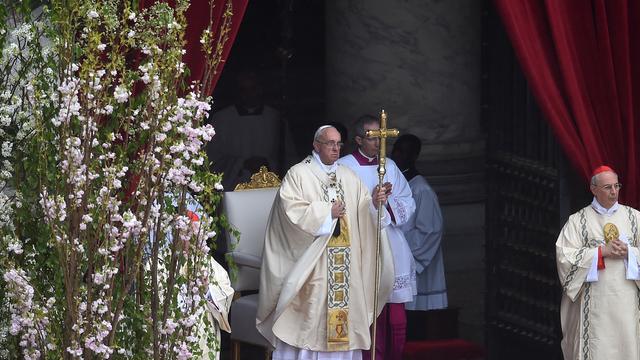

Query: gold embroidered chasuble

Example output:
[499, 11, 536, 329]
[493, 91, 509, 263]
[556, 205, 640, 360]
[257, 156, 394, 351]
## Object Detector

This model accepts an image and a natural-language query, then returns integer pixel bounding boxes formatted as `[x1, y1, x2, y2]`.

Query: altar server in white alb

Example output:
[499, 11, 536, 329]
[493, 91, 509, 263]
[338, 115, 416, 360]
[257, 125, 395, 359]
[556, 165, 640, 360]
[391, 134, 447, 311]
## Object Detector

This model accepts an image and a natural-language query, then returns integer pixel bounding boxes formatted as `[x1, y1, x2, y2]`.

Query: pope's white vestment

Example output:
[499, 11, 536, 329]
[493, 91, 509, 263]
[556, 201, 640, 360]
[257, 153, 394, 356]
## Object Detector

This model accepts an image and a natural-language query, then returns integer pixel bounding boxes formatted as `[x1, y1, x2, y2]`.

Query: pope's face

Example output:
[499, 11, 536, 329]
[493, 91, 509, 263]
[356, 122, 380, 158]
[313, 127, 342, 165]
[590, 171, 620, 209]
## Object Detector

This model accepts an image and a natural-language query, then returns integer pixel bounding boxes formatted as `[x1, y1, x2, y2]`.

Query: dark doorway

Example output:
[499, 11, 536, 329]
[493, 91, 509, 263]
[482, 2, 590, 359]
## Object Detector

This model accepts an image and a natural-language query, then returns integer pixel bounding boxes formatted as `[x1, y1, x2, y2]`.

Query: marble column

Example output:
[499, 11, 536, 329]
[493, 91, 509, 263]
[326, 0, 485, 200]
[326, 0, 486, 343]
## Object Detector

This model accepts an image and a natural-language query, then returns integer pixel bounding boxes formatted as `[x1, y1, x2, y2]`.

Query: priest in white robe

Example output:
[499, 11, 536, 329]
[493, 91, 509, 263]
[391, 134, 447, 311]
[338, 115, 416, 360]
[257, 125, 395, 359]
[556, 165, 640, 360]
[206, 71, 297, 191]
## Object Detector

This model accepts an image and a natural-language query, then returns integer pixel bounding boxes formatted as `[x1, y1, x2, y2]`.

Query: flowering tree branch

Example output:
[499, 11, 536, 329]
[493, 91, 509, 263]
[0, 0, 234, 358]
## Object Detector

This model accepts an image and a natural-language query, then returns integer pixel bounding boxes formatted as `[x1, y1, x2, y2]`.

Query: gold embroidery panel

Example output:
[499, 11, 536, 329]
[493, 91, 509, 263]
[327, 217, 351, 350]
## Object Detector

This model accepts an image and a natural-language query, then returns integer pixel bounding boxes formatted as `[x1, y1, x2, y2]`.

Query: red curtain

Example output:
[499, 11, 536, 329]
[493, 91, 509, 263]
[182, 0, 248, 96]
[494, 0, 640, 207]
[126, 0, 247, 199]
[140, 0, 248, 97]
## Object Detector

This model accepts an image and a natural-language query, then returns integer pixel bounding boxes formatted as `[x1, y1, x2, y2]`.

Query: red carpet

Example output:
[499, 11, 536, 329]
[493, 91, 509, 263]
[403, 339, 485, 360]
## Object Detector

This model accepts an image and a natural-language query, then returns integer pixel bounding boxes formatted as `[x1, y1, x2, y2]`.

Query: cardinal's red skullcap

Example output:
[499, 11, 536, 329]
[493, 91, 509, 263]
[592, 165, 615, 177]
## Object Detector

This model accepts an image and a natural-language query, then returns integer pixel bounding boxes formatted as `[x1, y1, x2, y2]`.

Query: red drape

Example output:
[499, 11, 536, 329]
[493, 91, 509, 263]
[494, 0, 640, 207]
[182, 0, 248, 96]
[126, 0, 247, 199]
[140, 0, 248, 97]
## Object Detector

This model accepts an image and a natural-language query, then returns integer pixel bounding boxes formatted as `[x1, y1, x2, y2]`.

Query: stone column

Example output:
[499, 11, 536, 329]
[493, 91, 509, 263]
[326, 0, 486, 342]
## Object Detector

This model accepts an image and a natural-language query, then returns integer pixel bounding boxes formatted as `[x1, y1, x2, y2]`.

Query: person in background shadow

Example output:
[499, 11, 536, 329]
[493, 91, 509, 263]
[391, 134, 447, 312]
[327, 121, 349, 157]
[206, 70, 297, 190]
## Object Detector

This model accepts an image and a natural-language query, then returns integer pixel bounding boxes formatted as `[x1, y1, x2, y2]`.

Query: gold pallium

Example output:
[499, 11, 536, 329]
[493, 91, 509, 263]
[234, 166, 282, 190]
[604, 223, 619, 244]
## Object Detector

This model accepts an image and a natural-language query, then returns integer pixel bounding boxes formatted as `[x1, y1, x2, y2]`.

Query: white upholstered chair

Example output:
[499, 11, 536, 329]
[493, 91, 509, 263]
[223, 167, 280, 360]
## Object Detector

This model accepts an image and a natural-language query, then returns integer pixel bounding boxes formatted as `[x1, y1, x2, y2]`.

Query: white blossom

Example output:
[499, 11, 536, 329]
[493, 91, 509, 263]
[0, 4, 226, 357]
[1, 141, 12, 157]
[113, 85, 130, 103]
[7, 239, 23, 254]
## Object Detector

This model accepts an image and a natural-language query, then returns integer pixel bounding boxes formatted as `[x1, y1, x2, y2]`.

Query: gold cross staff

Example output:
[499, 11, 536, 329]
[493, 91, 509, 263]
[365, 109, 399, 360]
[365, 110, 400, 183]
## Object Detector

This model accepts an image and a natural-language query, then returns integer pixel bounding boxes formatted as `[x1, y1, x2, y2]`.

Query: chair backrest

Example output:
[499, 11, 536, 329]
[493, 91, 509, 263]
[222, 166, 280, 291]
[223, 187, 278, 257]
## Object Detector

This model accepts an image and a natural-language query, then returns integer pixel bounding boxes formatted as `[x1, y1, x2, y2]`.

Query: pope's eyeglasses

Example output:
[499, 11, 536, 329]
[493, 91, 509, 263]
[316, 140, 344, 149]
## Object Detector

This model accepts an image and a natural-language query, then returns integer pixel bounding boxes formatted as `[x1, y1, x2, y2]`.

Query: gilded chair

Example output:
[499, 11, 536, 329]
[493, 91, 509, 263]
[223, 166, 280, 360]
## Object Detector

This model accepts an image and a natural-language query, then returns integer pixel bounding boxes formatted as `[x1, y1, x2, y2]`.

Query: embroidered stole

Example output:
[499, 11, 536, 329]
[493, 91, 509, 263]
[306, 157, 352, 350]
[327, 217, 350, 350]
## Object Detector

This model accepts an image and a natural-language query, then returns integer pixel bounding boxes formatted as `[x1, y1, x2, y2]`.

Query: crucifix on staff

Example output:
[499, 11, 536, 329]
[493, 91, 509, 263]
[366, 110, 399, 360]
